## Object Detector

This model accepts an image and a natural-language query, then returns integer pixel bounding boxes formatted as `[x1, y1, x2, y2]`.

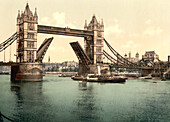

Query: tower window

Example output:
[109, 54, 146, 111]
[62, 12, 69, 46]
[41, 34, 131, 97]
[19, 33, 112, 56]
[97, 32, 102, 37]
[28, 23, 34, 30]
[28, 33, 34, 39]
[27, 51, 34, 62]
[97, 39, 102, 44]
[96, 47, 102, 53]
[96, 54, 102, 62]
[27, 42, 34, 48]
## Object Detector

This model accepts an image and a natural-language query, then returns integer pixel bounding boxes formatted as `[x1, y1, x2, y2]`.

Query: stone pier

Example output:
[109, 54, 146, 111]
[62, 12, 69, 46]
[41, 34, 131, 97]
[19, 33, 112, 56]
[11, 63, 43, 82]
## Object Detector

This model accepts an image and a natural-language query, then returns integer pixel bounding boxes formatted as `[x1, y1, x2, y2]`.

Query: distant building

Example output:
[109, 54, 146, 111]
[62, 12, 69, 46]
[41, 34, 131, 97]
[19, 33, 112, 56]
[142, 51, 159, 62]
[0, 66, 10, 74]
[124, 52, 139, 63]
[43, 61, 78, 72]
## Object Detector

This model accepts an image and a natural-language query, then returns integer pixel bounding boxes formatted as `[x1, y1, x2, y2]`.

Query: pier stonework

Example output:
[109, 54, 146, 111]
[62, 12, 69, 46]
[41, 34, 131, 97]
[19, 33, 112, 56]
[11, 63, 43, 82]
[12, 3, 43, 82]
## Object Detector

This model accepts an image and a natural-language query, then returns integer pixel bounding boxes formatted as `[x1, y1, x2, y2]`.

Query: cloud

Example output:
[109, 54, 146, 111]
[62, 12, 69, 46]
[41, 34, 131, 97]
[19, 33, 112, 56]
[105, 23, 124, 36]
[145, 19, 151, 25]
[121, 40, 140, 49]
[105, 19, 124, 36]
[143, 27, 163, 36]
[129, 33, 139, 37]
[52, 12, 66, 26]
[40, 12, 77, 28]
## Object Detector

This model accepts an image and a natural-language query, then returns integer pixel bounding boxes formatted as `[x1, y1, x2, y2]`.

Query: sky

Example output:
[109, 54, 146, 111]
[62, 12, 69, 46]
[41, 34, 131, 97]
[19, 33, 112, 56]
[0, 0, 169, 63]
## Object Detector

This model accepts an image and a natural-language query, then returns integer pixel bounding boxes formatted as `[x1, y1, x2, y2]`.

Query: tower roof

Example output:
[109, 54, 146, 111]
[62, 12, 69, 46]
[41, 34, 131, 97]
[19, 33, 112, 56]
[24, 3, 33, 17]
[90, 14, 98, 24]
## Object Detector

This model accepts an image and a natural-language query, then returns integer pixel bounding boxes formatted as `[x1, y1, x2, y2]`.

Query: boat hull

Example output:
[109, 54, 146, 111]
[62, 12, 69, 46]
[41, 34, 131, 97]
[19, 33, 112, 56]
[86, 78, 126, 83]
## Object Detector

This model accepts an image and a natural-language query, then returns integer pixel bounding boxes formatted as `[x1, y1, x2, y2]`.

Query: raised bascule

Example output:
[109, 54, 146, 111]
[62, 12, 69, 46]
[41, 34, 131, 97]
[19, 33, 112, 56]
[0, 3, 169, 81]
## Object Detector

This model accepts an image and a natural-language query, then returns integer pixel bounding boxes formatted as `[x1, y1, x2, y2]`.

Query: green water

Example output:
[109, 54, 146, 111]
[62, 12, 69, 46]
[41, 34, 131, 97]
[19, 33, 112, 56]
[0, 75, 170, 122]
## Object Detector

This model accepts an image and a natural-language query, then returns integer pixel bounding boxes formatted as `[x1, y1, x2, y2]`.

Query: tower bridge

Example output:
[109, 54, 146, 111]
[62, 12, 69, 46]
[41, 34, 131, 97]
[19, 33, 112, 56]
[0, 3, 169, 81]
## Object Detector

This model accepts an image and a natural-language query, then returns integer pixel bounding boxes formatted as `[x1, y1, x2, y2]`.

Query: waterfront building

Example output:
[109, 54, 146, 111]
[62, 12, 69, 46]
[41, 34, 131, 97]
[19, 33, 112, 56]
[43, 61, 78, 72]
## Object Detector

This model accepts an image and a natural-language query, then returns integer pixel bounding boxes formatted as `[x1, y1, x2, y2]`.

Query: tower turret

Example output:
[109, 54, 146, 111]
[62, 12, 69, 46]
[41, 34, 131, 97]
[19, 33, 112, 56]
[34, 8, 38, 23]
[136, 52, 139, 59]
[17, 10, 20, 24]
[129, 51, 131, 59]
[100, 19, 104, 31]
[84, 20, 87, 30]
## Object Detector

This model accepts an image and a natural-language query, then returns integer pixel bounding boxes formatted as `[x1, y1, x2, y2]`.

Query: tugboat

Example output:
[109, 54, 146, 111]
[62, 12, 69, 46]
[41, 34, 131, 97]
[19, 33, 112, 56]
[84, 74, 126, 83]
[71, 75, 84, 81]
[71, 65, 127, 83]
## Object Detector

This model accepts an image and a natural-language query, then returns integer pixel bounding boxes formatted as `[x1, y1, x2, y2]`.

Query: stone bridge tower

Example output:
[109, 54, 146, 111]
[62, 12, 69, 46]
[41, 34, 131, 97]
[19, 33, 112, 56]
[16, 3, 38, 63]
[84, 15, 104, 64]
[81, 15, 110, 75]
[11, 3, 43, 82]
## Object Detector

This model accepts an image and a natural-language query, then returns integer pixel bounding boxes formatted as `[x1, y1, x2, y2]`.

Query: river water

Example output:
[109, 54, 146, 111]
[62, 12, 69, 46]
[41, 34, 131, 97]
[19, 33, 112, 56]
[0, 75, 170, 122]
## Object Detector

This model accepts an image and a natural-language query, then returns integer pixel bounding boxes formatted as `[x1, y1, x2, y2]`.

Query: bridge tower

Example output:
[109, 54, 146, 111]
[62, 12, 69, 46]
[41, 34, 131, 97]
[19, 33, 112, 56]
[11, 3, 43, 82]
[16, 3, 38, 63]
[84, 14, 104, 64]
[79, 15, 110, 76]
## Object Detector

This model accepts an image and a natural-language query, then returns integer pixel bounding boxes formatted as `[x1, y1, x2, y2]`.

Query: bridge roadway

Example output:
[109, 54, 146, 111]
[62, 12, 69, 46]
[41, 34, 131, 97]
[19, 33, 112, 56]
[108, 64, 153, 70]
[38, 25, 94, 37]
[0, 62, 19, 66]
[0, 61, 153, 70]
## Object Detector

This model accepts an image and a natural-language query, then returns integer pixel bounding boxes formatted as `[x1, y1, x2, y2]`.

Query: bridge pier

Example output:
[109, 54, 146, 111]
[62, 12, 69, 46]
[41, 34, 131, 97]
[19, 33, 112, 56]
[11, 63, 43, 82]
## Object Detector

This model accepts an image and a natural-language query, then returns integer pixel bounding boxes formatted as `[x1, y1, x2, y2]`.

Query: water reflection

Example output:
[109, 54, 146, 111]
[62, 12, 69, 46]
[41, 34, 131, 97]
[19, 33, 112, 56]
[10, 81, 45, 122]
[78, 81, 87, 90]
[73, 82, 102, 122]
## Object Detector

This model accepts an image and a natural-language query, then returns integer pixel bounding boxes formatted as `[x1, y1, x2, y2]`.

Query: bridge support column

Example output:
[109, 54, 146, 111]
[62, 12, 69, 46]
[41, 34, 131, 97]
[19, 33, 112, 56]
[11, 63, 43, 82]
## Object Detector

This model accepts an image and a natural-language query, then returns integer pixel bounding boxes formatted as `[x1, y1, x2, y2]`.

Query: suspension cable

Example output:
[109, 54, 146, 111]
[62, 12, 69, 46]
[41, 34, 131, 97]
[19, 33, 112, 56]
[0, 33, 17, 52]
[104, 38, 142, 68]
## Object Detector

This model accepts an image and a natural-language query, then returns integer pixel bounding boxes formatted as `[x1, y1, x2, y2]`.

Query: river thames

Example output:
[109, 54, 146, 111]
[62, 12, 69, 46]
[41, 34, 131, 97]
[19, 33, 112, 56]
[0, 75, 170, 122]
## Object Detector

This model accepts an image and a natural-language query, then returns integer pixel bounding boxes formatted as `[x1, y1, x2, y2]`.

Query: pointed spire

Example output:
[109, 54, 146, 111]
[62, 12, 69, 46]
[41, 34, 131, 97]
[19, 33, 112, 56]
[21, 11, 24, 17]
[91, 14, 97, 24]
[24, 2, 32, 16]
[17, 10, 20, 19]
[101, 19, 104, 26]
[34, 8, 38, 17]
[84, 20, 87, 28]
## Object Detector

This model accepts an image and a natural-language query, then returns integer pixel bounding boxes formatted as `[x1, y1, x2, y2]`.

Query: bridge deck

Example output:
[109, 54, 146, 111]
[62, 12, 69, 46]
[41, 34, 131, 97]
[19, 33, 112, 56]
[0, 62, 19, 66]
[38, 25, 94, 37]
[108, 64, 153, 69]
